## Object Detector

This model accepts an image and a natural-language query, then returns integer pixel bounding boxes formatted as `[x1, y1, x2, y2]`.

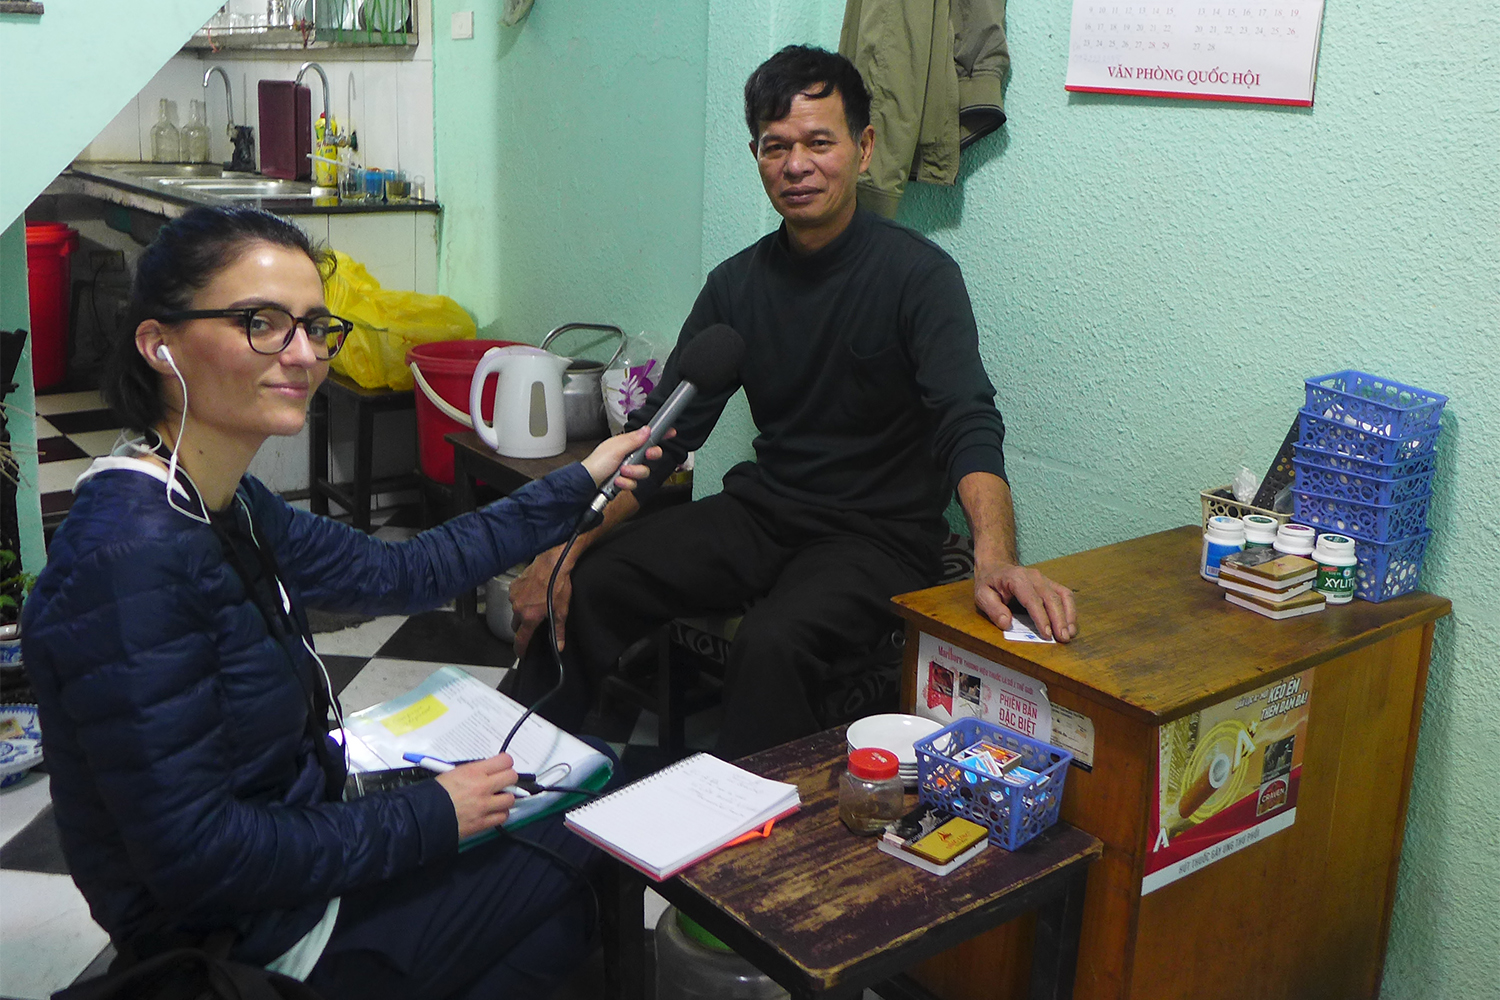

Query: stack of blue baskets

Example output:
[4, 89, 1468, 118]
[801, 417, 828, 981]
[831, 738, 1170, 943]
[1291, 371, 1446, 602]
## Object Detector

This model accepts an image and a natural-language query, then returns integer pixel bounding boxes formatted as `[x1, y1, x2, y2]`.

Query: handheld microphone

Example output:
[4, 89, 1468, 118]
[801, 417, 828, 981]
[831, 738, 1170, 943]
[578, 323, 744, 530]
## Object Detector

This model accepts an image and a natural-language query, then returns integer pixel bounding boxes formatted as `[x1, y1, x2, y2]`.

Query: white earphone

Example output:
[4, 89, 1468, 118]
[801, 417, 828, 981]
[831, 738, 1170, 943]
[154, 342, 211, 525]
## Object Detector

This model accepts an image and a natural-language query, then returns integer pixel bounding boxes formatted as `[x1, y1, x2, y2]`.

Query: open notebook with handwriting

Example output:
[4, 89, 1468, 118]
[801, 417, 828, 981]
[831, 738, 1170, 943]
[564, 753, 801, 881]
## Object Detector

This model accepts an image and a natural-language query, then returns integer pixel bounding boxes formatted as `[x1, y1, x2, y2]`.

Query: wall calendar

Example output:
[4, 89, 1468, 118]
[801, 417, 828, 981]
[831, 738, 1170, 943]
[1066, 2, 1326, 106]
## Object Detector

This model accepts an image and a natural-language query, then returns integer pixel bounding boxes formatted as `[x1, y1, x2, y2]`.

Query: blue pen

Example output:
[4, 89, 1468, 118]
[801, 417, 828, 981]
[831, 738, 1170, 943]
[400, 754, 550, 797]
[404, 752, 467, 773]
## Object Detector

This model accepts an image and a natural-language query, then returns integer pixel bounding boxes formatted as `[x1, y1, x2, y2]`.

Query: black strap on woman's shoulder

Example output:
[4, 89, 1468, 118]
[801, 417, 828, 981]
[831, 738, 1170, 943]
[207, 507, 343, 796]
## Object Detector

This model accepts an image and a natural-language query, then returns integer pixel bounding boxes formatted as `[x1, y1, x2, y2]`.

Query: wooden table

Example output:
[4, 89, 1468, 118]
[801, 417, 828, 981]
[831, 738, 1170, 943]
[603, 727, 1103, 1000]
[309, 370, 419, 532]
[889, 526, 1450, 1000]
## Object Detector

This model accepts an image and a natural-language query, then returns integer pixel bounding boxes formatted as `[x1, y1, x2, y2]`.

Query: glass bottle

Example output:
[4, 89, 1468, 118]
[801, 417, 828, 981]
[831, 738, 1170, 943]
[182, 99, 211, 164]
[150, 98, 181, 163]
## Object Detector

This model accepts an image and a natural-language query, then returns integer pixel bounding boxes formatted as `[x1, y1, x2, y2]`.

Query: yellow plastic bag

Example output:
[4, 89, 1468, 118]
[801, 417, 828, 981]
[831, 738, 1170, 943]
[324, 250, 475, 389]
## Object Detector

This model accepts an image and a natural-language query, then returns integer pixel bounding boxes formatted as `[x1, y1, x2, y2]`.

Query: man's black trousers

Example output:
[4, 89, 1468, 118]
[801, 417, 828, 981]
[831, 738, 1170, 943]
[515, 485, 937, 759]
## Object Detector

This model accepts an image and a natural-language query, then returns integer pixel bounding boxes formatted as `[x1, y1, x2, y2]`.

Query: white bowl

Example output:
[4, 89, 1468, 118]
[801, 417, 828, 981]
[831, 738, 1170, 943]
[846, 713, 944, 767]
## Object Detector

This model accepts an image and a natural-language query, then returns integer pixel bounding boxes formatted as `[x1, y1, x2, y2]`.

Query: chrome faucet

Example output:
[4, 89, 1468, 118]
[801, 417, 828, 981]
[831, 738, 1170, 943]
[204, 65, 235, 130]
[295, 61, 338, 143]
[204, 65, 256, 172]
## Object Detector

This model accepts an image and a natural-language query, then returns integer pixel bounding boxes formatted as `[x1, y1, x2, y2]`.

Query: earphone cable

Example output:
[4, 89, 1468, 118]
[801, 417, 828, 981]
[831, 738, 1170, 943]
[157, 347, 212, 525]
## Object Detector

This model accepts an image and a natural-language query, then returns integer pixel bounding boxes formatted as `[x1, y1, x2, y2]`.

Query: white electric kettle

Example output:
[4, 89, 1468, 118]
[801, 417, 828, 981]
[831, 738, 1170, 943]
[469, 345, 570, 458]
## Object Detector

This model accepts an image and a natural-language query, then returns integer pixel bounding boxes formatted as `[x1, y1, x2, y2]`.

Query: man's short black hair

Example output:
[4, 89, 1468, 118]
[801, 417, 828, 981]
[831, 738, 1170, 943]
[743, 45, 871, 143]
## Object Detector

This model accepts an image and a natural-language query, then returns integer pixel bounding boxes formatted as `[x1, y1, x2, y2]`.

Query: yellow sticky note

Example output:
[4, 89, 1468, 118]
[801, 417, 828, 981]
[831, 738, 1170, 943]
[380, 695, 448, 736]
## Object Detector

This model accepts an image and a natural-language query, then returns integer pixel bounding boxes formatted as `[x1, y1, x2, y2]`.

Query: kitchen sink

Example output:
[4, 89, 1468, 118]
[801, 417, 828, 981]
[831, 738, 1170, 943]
[110, 163, 236, 179]
[73, 163, 322, 202]
[154, 177, 317, 199]
[68, 161, 408, 209]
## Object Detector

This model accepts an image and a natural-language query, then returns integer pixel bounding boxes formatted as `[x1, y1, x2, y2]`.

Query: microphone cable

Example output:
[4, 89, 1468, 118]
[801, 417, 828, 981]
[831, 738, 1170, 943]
[498, 526, 583, 754]
[497, 324, 743, 753]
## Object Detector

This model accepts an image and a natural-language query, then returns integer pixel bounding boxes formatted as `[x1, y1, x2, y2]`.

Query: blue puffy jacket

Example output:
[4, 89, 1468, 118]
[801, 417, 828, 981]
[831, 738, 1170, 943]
[21, 458, 595, 963]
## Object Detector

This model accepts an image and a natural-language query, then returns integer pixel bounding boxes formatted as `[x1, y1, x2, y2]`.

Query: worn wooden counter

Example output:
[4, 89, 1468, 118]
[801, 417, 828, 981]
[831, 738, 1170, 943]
[891, 525, 1450, 1000]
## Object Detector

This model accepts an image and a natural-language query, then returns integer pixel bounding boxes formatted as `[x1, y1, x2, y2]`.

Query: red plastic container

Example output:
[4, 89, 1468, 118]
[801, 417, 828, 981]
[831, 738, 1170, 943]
[24, 223, 79, 390]
[407, 340, 521, 484]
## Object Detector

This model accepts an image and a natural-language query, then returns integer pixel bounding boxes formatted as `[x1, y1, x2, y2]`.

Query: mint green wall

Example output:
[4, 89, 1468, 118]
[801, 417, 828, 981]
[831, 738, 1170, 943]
[432, 0, 1498, 993]
[897, 5, 1498, 994]
[0, 0, 224, 230]
[1, 219, 44, 575]
[708, 3, 1500, 994]
[701, 3, 1499, 995]
[1, 0, 223, 576]
[431, 0, 710, 351]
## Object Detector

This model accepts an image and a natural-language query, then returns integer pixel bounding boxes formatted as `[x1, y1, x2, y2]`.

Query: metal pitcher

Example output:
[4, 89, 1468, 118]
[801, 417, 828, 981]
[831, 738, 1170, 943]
[539, 322, 626, 440]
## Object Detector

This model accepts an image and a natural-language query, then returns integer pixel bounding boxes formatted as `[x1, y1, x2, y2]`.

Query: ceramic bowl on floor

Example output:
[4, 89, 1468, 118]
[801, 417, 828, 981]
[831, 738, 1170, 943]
[0, 703, 43, 789]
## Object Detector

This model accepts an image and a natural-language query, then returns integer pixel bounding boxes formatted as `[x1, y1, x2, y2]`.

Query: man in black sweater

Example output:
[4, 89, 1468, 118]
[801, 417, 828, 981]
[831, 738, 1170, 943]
[512, 45, 1075, 758]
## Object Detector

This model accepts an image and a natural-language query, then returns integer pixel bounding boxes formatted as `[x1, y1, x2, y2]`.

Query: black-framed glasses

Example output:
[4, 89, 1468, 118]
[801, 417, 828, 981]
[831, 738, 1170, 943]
[156, 307, 354, 360]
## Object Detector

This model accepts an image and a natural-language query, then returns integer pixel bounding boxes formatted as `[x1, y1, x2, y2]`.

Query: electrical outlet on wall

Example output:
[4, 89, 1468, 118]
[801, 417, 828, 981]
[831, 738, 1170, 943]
[450, 11, 474, 39]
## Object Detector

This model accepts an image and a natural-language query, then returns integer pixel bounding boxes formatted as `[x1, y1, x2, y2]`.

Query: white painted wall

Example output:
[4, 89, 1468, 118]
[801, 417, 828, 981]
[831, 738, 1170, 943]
[0, 0, 228, 230]
[78, 2, 436, 201]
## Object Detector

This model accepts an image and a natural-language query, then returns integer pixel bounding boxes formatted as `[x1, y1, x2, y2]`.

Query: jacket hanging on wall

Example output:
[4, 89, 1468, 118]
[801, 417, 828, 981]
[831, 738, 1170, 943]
[840, 0, 1010, 217]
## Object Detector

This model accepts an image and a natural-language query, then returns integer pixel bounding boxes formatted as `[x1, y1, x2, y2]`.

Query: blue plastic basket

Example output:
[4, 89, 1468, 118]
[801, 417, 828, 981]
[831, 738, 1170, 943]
[1291, 459, 1434, 507]
[1303, 370, 1447, 439]
[913, 718, 1071, 852]
[1340, 529, 1432, 602]
[1294, 486, 1431, 541]
[1297, 410, 1442, 464]
[1292, 442, 1438, 483]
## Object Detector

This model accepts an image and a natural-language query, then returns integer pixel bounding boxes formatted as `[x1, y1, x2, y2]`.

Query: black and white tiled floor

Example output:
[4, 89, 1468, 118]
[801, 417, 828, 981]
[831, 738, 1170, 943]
[5, 388, 710, 998]
[31, 388, 128, 529]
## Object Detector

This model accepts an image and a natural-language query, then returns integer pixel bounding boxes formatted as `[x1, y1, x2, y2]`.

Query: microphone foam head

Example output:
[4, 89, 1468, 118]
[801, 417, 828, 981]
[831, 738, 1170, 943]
[677, 324, 745, 394]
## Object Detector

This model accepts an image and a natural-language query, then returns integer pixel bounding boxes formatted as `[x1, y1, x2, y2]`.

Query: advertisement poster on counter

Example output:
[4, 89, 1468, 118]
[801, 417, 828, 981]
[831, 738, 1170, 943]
[915, 632, 1052, 743]
[1143, 669, 1313, 895]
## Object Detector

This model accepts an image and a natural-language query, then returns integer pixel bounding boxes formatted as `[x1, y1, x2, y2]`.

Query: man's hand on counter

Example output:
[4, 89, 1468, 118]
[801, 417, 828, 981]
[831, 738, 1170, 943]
[973, 560, 1077, 643]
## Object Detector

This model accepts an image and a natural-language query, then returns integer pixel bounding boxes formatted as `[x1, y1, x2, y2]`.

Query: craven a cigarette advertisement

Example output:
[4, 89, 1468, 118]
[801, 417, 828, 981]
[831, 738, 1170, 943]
[916, 632, 1052, 743]
[1143, 669, 1313, 895]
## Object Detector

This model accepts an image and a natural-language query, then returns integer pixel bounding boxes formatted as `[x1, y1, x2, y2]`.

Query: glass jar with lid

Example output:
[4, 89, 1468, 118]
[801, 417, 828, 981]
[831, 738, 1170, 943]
[839, 747, 905, 835]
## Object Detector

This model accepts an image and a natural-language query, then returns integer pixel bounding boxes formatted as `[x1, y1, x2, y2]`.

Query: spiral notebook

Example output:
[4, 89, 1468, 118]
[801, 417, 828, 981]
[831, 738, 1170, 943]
[564, 753, 801, 881]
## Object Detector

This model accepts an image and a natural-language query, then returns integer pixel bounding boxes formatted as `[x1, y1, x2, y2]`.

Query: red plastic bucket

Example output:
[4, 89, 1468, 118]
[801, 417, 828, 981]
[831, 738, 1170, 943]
[407, 339, 521, 484]
[24, 223, 80, 390]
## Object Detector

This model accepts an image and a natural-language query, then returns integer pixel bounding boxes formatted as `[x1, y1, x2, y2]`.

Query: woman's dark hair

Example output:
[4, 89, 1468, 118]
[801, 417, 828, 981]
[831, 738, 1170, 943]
[105, 205, 335, 432]
[744, 44, 872, 143]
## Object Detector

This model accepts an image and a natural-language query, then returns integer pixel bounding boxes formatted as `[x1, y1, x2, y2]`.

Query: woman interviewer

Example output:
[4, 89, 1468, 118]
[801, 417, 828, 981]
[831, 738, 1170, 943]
[21, 206, 657, 999]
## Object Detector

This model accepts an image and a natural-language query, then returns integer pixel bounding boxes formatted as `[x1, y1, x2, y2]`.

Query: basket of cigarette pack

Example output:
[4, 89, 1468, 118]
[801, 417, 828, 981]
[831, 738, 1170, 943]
[913, 718, 1072, 851]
